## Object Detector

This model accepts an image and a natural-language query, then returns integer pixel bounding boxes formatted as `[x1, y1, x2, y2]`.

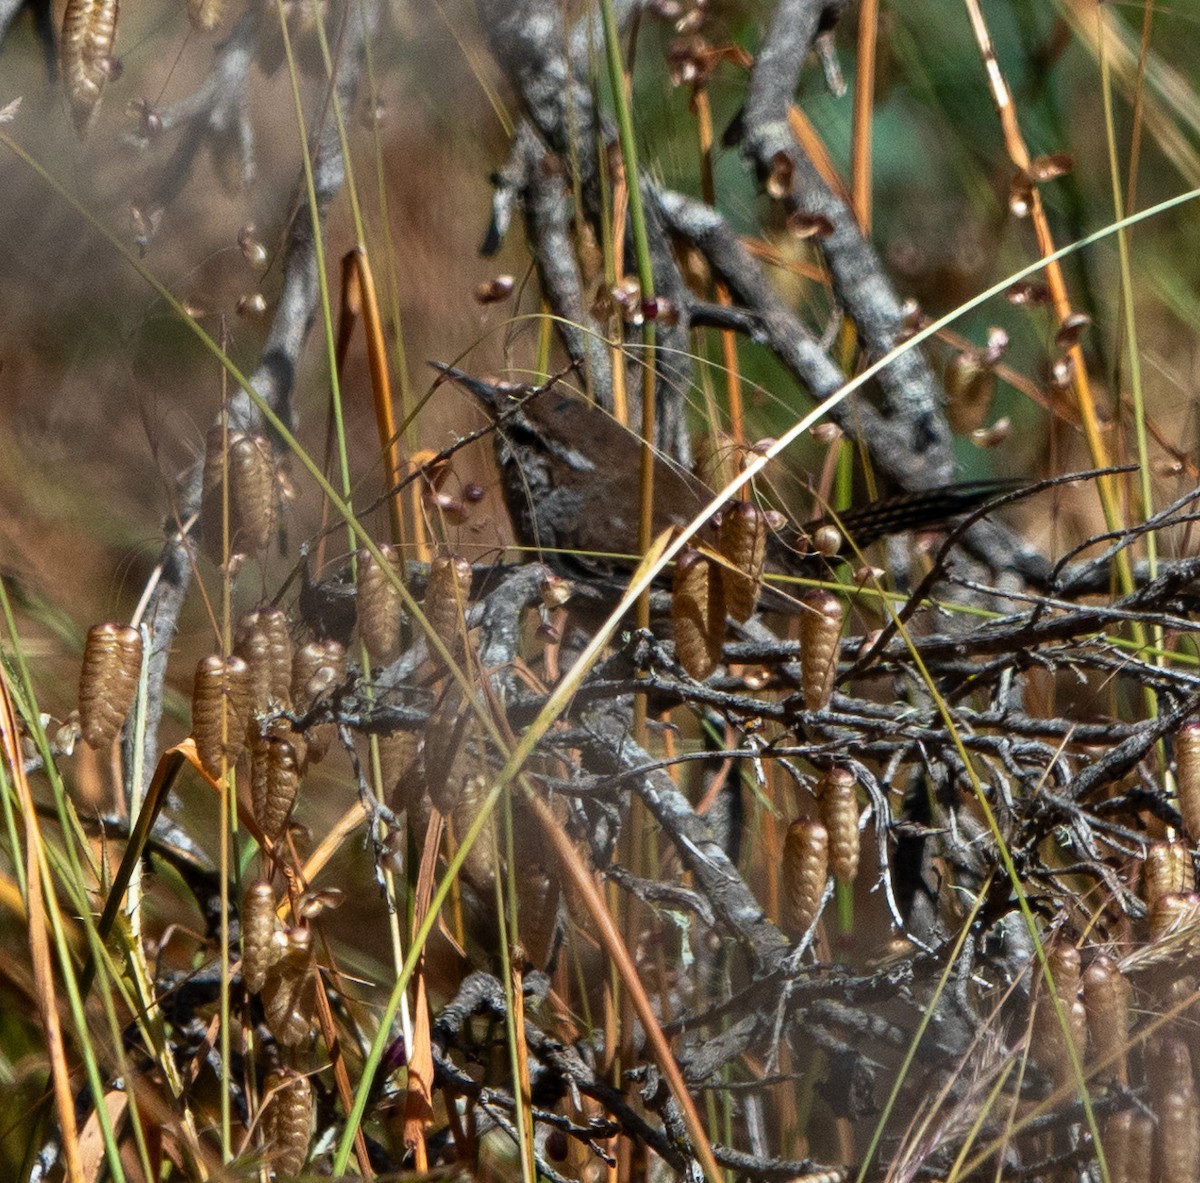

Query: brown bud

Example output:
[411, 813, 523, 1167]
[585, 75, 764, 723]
[262, 926, 316, 1046]
[377, 729, 422, 816]
[718, 502, 768, 622]
[191, 655, 252, 778]
[78, 623, 143, 749]
[672, 548, 724, 680]
[250, 726, 302, 844]
[783, 819, 828, 937]
[235, 607, 293, 713]
[1149, 891, 1200, 947]
[800, 590, 843, 712]
[241, 880, 278, 994]
[423, 555, 472, 672]
[261, 1069, 313, 1177]
[817, 767, 860, 884]
[1155, 1085, 1200, 1183]
[1177, 722, 1200, 842]
[357, 544, 404, 664]
[1083, 955, 1129, 1083]
[514, 862, 561, 972]
[200, 427, 275, 563]
[1143, 840, 1195, 908]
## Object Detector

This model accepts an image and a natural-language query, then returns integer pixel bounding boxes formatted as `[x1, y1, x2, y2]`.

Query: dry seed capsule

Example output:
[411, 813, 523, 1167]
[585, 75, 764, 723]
[191, 655, 252, 778]
[1083, 955, 1129, 1082]
[235, 607, 292, 712]
[290, 639, 345, 765]
[1151, 1038, 1194, 1101]
[944, 349, 996, 435]
[262, 1070, 312, 1178]
[1104, 1110, 1152, 1183]
[799, 590, 843, 712]
[1149, 891, 1200, 947]
[78, 623, 143, 749]
[1156, 1086, 1200, 1183]
[357, 544, 404, 664]
[60, 0, 118, 135]
[817, 766, 860, 885]
[671, 548, 724, 681]
[1178, 722, 1200, 843]
[263, 926, 316, 1046]
[241, 880, 278, 994]
[250, 729, 301, 844]
[1144, 840, 1195, 908]
[422, 554, 472, 670]
[718, 502, 768, 623]
[514, 862, 561, 972]
[200, 427, 275, 564]
[377, 729, 421, 815]
[450, 772, 498, 892]
[783, 819, 828, 937]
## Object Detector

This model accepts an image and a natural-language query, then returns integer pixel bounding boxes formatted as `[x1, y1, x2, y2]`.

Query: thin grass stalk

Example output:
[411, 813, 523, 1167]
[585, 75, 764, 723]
[851, 0, 878, 233]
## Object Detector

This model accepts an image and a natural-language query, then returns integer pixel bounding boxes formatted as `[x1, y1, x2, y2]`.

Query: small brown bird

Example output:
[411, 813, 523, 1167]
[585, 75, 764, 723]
[433, 362, 1013, 594]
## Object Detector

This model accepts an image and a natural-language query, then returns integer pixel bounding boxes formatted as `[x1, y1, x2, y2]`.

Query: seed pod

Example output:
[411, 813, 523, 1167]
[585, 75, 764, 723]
[451, 772, 498, 893]
[799, 590, 843, 712]
[241, 880, 278, 994]
[235, 607, 292, 712]
[817, 766, 860, 884]
[1083, 955, 1129, 1082]
[422, 555, 472, 671]
[191, 655, 252, 778]
[1151, 1038, 1194, 1101]
[718, 503, 768, 622]
[1032, 943, 1085, 1083]
[1149, 891, 1200, 948]
[357, 545, 404, 664]
[1104, 1110, 1153, 1183]
[78, 623, 143, 748]
[783, 819, 828, 937]
[1156, 1086, 1200, 1183]
[250, 728, 302, 844]
[377, 729, 422, 815]
[290, 639, 345, 765]
[60, 0, 119, 134]
[944, 349, 996, 435]
[1179, 722, 1200, 843]
[424, 686, 476, 815]
[514, 861, 561, 972]
[672, 548, 724, 681]
[261, 1069, 313, 1178]
[200, 427, 275, 564]
[186, 0, 224, 31]
[263, 926, 316, 1046]
[1144, 840, 1196, 908]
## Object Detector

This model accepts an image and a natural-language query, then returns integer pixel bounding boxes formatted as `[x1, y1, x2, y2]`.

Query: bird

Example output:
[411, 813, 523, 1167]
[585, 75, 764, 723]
[432, 362, 1015, 601]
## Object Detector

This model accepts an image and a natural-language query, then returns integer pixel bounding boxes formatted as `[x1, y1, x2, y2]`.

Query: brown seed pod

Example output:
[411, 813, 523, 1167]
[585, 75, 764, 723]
[783, 819, 828, 938]
[1032, 943, 1085, 1083]
[261, 1069, 313, 1178]
[235, 607, 293, 713]
[60, 0, 119, 134]
[377, 729, 422, 816]
[944, 349, 996, 435]
[423, 686, 477, 815]
[1156, 1085, 1200, 1183]
[78, 623, 143, 749]
[799, 590, 843, 712]
[186, 0, 224, 31]
[200, 427, 276, 564]
[262, 926, 316, 1046]
[672, 547, 724, 681]
[1143, 840, 1196, 907]
[250, 727, 302, 844]
[422, 554, 472, 671]
[1083, 955, 1129, 1082]
[290, 639, 346, 765]
[241, 880, 278, 994]
[1178, 722, 1200, 843]
[357, 544, 404, 664]
[191, 655, 252, 778]
[514, 861, 561, 972]
[1149, 891, 1200, 948]
[1104, 1110, 1152, 1183]
[816, 766, 860, 885]
[450, 773, 498, 893]
[718, 502, 768, 622]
